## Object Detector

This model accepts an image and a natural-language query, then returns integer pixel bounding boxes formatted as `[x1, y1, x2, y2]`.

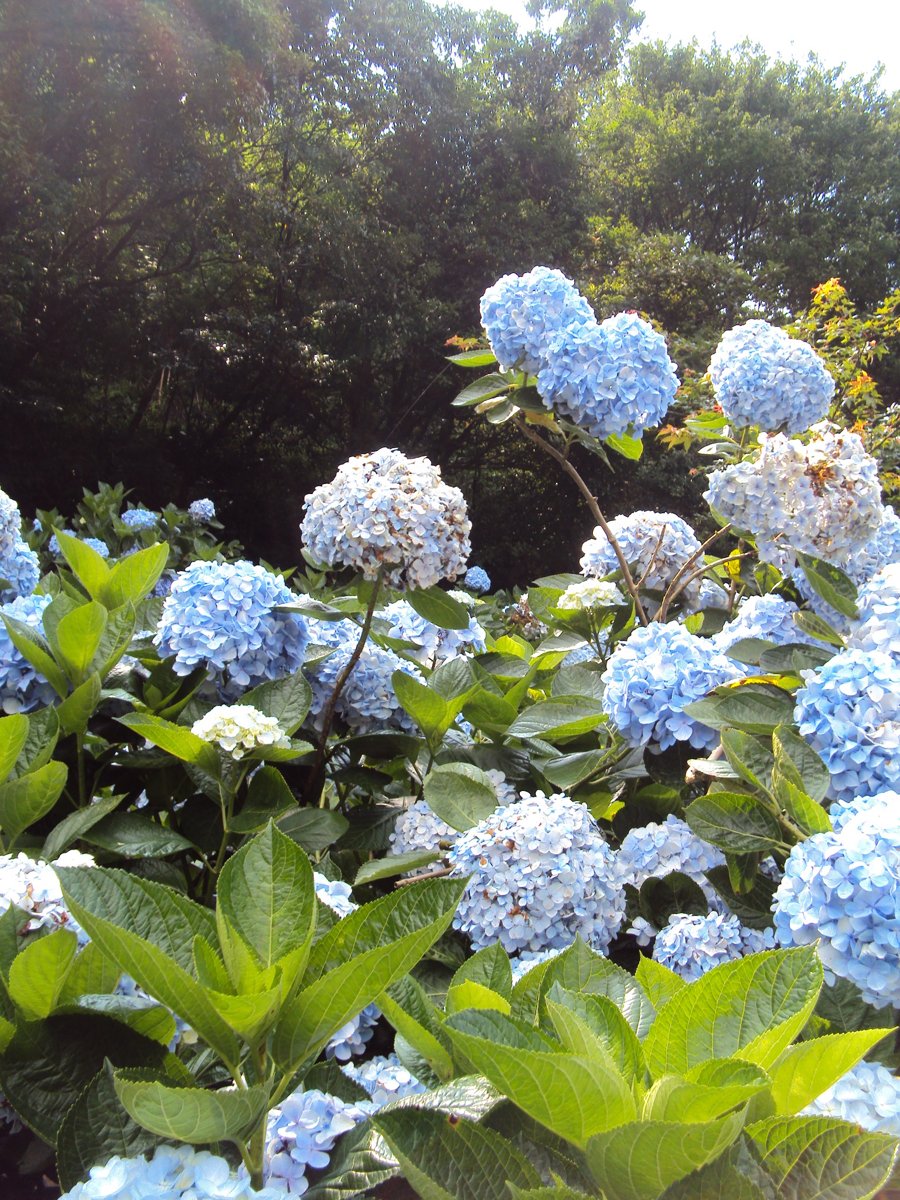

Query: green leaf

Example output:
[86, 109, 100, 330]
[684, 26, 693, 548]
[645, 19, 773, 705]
[506, 698, 607, 741]
[643, 1061, 771, 1121]
[0, 713, 28, 781]
[445, 979, 510, 1016]
[768, 1029, 893, 1115]
[229, 766, 296, 833]
[770, 774, 831, 837]
[423, 763, 499, 832]
[241, 671, 312, 735]
[792, 611, 845, 648]
[114, 1074, 269, 1143]
[643, 947, 823, 1077]
[375, 1107, 540, 1200]
[0, 759, 68, 843]
[539, 941, 656, 1038]
[54, 530, 112, 596]
[206, 986, 283, 1043]
[606, 431, 644, 460]
[445, 1009, 636, 1147]
[8, 929, 78, 1019]
[1, 614, 68, 697]
[392, 672, 452, 741]
[635, 957, 686, 1009]
[58, 672, 102, 735]
[656, 1138, 779, 1200]
[638, 873, 709, 928]
[82, 812, 194, 858]
[57, 866, 239, 1066]
[684, 685, 796, 736]
[355, 850, 439, 884]
[720, 729, 774, 794]
[99, 544, 169, 609]
[12, 706, 60, 776]
[747, 1115, 898, 1199]
[796, 554, 858, 621]
[53, 602, 108, 683]
[378, 976, 455, 1081]
[684, 792, 784, 854]
[540, 749, 610, 791]
[450, 942, 513, 1001]
[43, 792, 123, 861]
[547, 986, 646, 1082]
[585, 1113, 747, 1200]
[94, 603, 138, 679]
[117, 713, 220, 773]
[56, 1062, 159, 1193]
[273, 878, 465, 1071]
[278, 807, 349, 853]
[449, 352, 500, 369]
[60, 994, 177, 1046]
[772, 726, 830, 804]
[704, 867, 778, 930]
[407, 587, 471, 630]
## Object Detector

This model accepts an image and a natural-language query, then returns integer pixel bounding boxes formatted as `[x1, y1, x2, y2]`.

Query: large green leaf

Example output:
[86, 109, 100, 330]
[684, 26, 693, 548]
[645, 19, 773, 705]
[355, 850, 439, 884]
[506, 698, 607, 741]
[58, 673, 102, 735]
[53, 602, 108, 683]
[54, 530, 111, 597]
[642, 1063, 771, 1123]
[684, 685, 796, 736]
[539, 941, 656, 1037]
[392, 672, 453, 740]
[643, 947, 823, 1078]
[768, 1029, 893, 1115]
[585, 1113, 747, 1200]
[795, 554, 858, 621]
[12, 705, 60, 777]
[278, 807, 349, 852]
[445, 1009, 636, 1147]
[747, 1115, 897, 1199]
[423, 763, 499, 832]
[375, 1107, 540, 1200]
[241, 671, 312, 735]
[449, 942, 513, 1001]
[0, 713, 28, 781]
[720, 730, 774, 794]
[635, 958, 685, 1010]
[99, 544, 169, 609]
[0, 759, 68, 843]
[82, 812, 194, 858]
[114, 1074, 269, 1143]
[273, 878, 464, 1070]
[42, 792, 123, 862]
[7, 929, 78, 1019]
[378, 976, 454, 1081]
[407, 587, 471, 630]
[546, 986, 646, 1083]
[772, 726, 830, 805]
[116, 713, 220, 773]
[684, 792, 784, 854]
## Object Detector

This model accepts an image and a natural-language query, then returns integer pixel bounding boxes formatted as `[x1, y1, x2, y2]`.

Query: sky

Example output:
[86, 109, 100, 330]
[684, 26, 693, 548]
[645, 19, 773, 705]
[443, 0, 900, 91]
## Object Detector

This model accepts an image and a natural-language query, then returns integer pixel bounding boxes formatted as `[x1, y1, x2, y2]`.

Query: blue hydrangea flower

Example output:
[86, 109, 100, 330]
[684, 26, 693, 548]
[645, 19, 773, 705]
[709, 320, 834, 433]
[389, 798, 457, 857]
[121, 508, 158, 530]
[580, 511, 703, 608]
[155, 560, 309, 697]
[342, 1054, 425, 1107]
[828, 790, 900, 832]
[0, 538, 39, 601]
[690, 578, 730, 612]
[380, 599, 485, 667]
[601, 622, 741, 751]
[802, 1060, 900, 1135]
[773, 791, 900, 1007]
[59, 1143, 283, 1199]
[306, 617, 421, 735]
[615, 815, 725, 908]
[479, 266, 594, 374]
[508, 947, 564, 983]
[464, 565, 491, 594]
[0, 592, 57, 713]
[264, 1088, 370, 1195]
[537, 312, 679, 440]
[712, 594, 818, 664]
[652, 912, 777, 980]
[705, 425, 884, 572]
[301, 449, 471, 591]
[83, 537, 110, 558]
[313, 871, 356, 918]
[188, 498, 216, 522]
[48, 529, 75, 555]
[0, 489, 21, 565]
[0, 850, 95, 943]
[313, 869, 379, 1060]
[794, 648, 900, 806]
[848, 562, 900, 656]
[447, 791, 625, 955]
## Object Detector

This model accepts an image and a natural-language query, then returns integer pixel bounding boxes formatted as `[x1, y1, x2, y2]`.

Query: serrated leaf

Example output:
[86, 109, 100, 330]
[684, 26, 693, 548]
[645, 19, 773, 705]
[506, 698, 607, 741]
[796, 554, 858, 621]
[423, 762, 499, 832]
[82, 812, 194, 858]
[770, 774, 831, 836]
[57, 672, 102, 735]
[772, 726, 830, 804]
[241, 671, 312, 735]
[792, 611, 845, 647]
[638, 872, 708, 928]
[229, 766, 296, 833]
[539, 941, 656, 1037]
[43, 793, 123, 861]
[54, 531, 111, 596]
[547, 986, 646, 1082]
[684, 685, 796, 736]
[0, 759, 68, 843]
[392, 672, 452, 740]
[768, 1029, 893, 1115]
[450, 942, 513, 1001]
[378, 976, 454, 1081]
[278, 807, 349, 853]
[606, 431, 644, 460]
[8, 929, 78, 1018]
[0, 713, 28, 781]
[54, 602, 108, 683]
[99, 544, 169, 609]
[406, 587, 471, 630]
[643, 947, 823, 1078]
[635, 957, 686, 1009]
[704, 867, 778, 930]
[375, 1107, 540, 1200]
[114, 1074, 269, 1143]
[747, 1115, 897, 1199]
[720, 729, 774, 794]
[12, 706, 60, 776]
[684, 792, 784, 854]
[642, 1064, 770, 1122]
[117, 713, 220, 773]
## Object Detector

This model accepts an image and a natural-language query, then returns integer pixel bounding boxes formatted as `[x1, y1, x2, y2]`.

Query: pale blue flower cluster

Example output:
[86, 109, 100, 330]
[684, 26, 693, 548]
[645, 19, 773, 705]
[83, 537, 110, 558]
[580, 511, 703, 607]
[265, 1087, 369, 1195]
[188, 498, 216, 522]
[0, 851, 94, 942]
[773, 792, 900, 1008]
[301, 449, 471, 591]
[712, 594, 816, 662]
[0, 592, 57, 713]
[848, 563, 900, 656]
[306, 618, 420, 735]
[48, 529, 75, 555]
[705, 425, 884, 572]
[447, 791, 625, 955]
[794, 649, 900, 806]
[508, 947, 564, 983]
[615, 815, 725, 905]
[464, 565, 491, 593]
[0, 539, 40, 600]
[313, 869, 378, 1060]
[389, 799, 457, 857]
[59, 1144, 282, 1199]
[380, 599, 486, 666]
[342, 1054, 425, 1107]
[0, 488, 21, 564]
[828, 790, 900, 833]
[537, 312, 679, 440]
[691, 578, 730, 612]
[121, 508, 158, 530]
[708, 320, 834, 433]
[802, 1061, 900, 1135]
[601, 622, 741, 751]
[155, 560, 309, 696]
[479, 266, 594, 374]
[652, 912, 777, 980]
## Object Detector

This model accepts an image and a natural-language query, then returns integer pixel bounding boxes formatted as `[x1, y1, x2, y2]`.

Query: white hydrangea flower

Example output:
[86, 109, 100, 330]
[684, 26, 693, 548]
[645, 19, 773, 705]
[191, 704, 289, 758]
[557, 579, 625, 611]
